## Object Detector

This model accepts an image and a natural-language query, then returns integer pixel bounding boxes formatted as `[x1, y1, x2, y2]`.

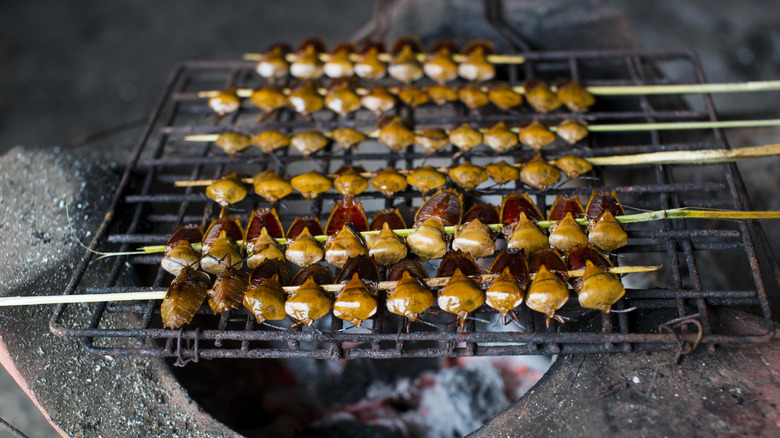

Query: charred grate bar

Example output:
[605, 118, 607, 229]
[49, 47, 778, 362]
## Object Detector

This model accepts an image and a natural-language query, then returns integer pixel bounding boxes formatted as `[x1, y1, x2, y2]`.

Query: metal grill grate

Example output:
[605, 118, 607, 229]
[50, 47, 778, 362]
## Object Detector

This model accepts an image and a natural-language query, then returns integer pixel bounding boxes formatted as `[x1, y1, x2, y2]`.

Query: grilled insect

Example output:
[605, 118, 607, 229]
[486, 161, 520, 185]
[366, 222, 407, 266]
[438, 268, 485, 331]
[324, 223, 369, 268]
[207, 266, 249, 314]
[290, 38, 325, 79]
[370, 166, 408, 196]
[354, 41, 387, 80]
[255, 43, 290, 80]
[414, 128, 450, 154]
[458, 84, 490, 111]
[452, 218, 495, 258]
[377, 116, 415, 152]
[407, 166, 447, 194]
[206, 172, 247, 207]
[556, 119, 589, 145]
[483, 122, 519, 153]
[487, 250, 530, 323]
[244, 208, 285, 269]
[501, 193, 544, 226]
[526, 249, 569, 326]
[251, 130, 290, 155]
[488, 84, 524, 111]
[386, 257, 433, 325]
[519, 121, 556, 151]
[290, 131, 328, 156]
[209, 88, 241, 115]
[415, 189, 462, 226]
[161, 266, 211, 329]
[215, 132, 251, 156]
[201, 217, 243, 275]
[287, 216, 324, 239]
[547, 196, 588, 251]
[325, 81, 362, 116]
[506, 213, 549, 254]
[243, 262, 288, 325]
[406, 217, 447, 260]
[462, 202, 500, 228]
[578, 260, 626, 312]
[286, 265, 334, 327]
[424, 39, 459, 84]
[520, 154, 561, 191]
[427, 84, 459, 106]
[449, 162, 488, 190]
[288, 81, 324, 115]
[555, 80, 596, 112]
[333, 166, 369, 197]
[290, 170, 332, 200]
[449, 123, 483, 152]
[250, 86, 288, 114]
[361, 87, 396, 115]
[398, 86, 430, 107]
[324, 42, 355, 78]
[565, 245, 611, 291]
[285, 226, 324, 267]
[554, 155, 593, 179]
[161, 224, 203, 276]
[523, 80, 562, 113]
[333, 256, 380, 326]
[586, 191, 628, 252]
[331, 127, 366, 150]
[253, 169, 293, 203]
[326, 197, 369, 234]
[389, 37, 424, 83]
[370, 208, 406, 231]
[457, 40, 495, 82]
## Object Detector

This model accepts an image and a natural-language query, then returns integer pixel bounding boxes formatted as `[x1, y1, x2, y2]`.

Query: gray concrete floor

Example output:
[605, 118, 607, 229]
[1, 1, 779, 436]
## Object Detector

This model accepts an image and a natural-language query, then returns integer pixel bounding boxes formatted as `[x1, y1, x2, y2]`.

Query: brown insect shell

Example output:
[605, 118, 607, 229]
[520, 155, 561, 191]
[436, 249, 481, 278]
[336, 254, 380, 285]
[386, 270, 434, 321]
[387, 257, 429, 282]
[333, 273, 378, 326]
[370, 167, 409, 196]
[354, 41, 387, 80]
[414, 129, 450, 155]
[588, 212, 628, 253]
[427, 85, 458, 106]
[165, 224, 203, 252]
[323, 42, 355, 79]
[366, 223, 408, 267]
[324, 82, 362, 116]
[490, 249, 530, 286]
[291, 264, 335, 287]
[406, 217, 448, 261]
[525, 265, 569, 327]
[415, 188, 462, 227]
[586, 190, 625, 221]
[500, 193, 543, 226]
[398, 86, 430, 107]
[566, 244, 612, 290]
[486, 161, 520, 186]
[556, 119, 589, 145]
[452, 218, 496, 259]
[251, 130, 291, 155]
[290, 38, 325, 79]
[331, 128, 366, 149]
[203, 217, 243, 252]
[208, 266, 250, 314]
[201, 230, 244, 275]
[548, 212, 589, 252]
[423, 42, 458, 84]
[370, 208, 406, 231]
[208, 88, 241, 115]
[577, 260, 625, 312]
[407, 166, 447, 193]
[555, 80, 596, 112]
[215, 132, 251, 156]
[462, 203, 499, 228]
[529, 248, 567, 280]
[523, 79, 562, 113]
[488, 85, 524, 111]
[285, 226, 324, 267]
[549, 195, 586, 221]
[290, 171, 333, 201]
[486, 267, 525, 316]
[284, 276, 332, 327]
[457, 40, 495, 82]
[245, 227, 285, 270]
[361, 87, 396, 115]
[255, 44, 290, 79]
[249, 259, 293, 287]
[518, 121, 556, 151]
[377, 118, 416, 153]
[458, 85, 490, 111]
[483, 122, 519, 153]
[161, 266, 211, 329]
[324, 224, 369, 269]
[449, 162, 489, 191]
[326, 197, 369, 235]
[448, 123, 483, 152]
[554, 156, 593, 179]
[243, 274, 287, 324]
[333, 168, 369, 198]
[287, 216, 324, 240]
[287, 81, 324, 115]
[245, 208, 285, 245]
[437, 268, 486, 330]
[388, 38, 424, 83]
[506, 212, 550, 255]
[206, 173, 248, 207]
[250, 86, 288, 113]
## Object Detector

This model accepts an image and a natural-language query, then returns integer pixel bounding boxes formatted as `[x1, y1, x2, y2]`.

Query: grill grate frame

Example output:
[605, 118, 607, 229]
[50, 47, 778, 362]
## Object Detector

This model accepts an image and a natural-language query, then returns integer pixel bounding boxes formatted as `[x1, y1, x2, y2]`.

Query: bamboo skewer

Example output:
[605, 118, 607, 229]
[0, 265, 660, 307]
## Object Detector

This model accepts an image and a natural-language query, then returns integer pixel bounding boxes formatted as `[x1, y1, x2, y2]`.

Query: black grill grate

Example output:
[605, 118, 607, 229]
[50, 47, 778, 362]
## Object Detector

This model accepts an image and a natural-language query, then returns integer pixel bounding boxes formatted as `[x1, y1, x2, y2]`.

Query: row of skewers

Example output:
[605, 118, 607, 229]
[247, 38, 524, 84]
[160, 190, 627, 277]
[205, 118, 587, 157]
[206, 78, 594, 116]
